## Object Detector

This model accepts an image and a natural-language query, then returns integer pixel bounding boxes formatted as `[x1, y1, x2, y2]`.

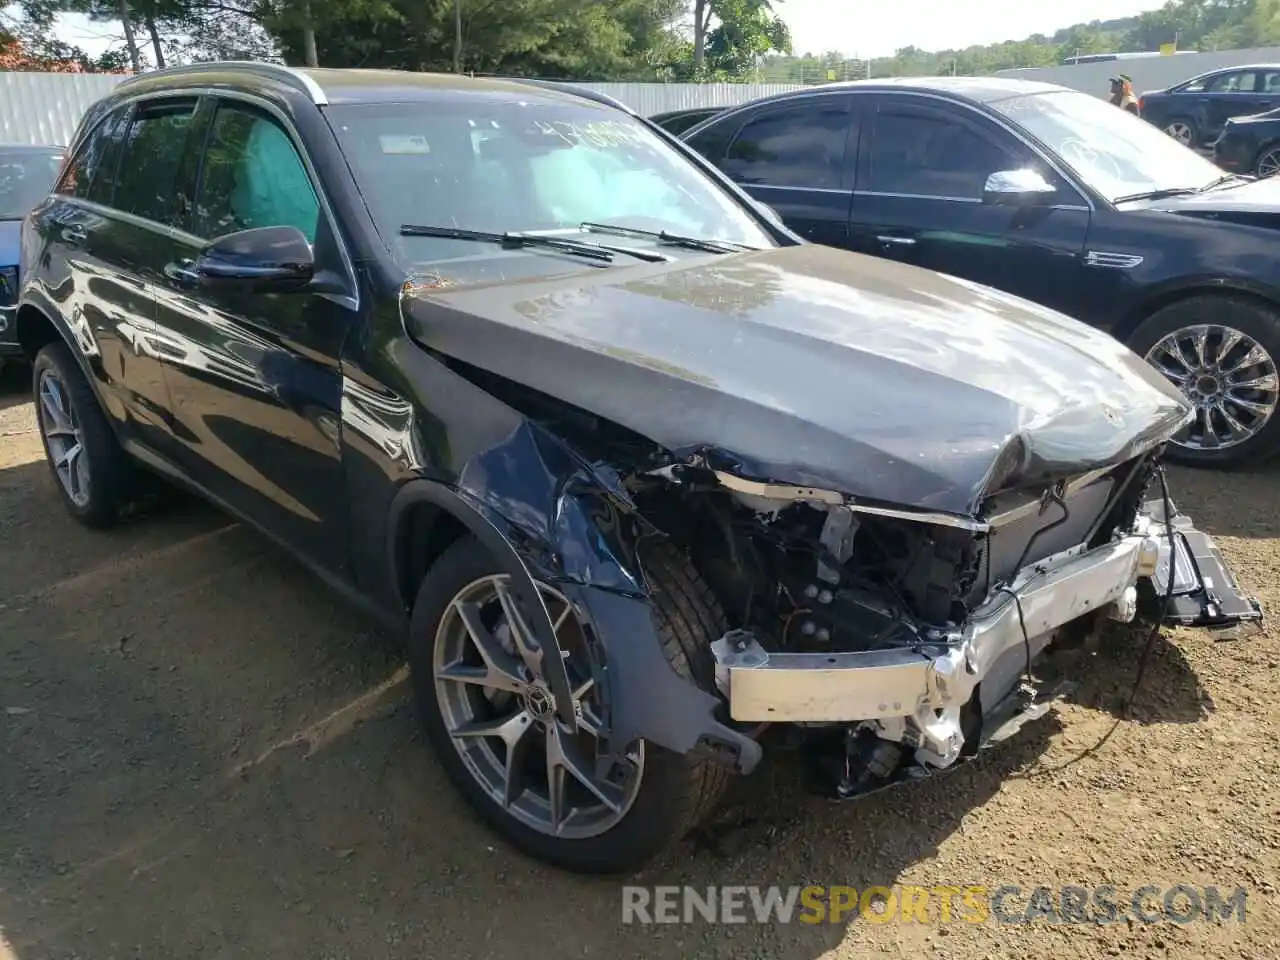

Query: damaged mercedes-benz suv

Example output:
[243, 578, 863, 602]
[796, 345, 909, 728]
[17, 63, 1262, 875]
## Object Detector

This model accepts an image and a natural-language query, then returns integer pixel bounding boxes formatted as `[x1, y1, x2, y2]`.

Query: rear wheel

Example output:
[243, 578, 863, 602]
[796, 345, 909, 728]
[406, 535, 731, 873]
[32, 341, 140, 527]
[1128, 294, 1280, 466]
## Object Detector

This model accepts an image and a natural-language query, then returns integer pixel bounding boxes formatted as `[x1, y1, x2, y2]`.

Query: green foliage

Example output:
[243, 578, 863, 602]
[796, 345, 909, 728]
[760, 0, 1280, 83]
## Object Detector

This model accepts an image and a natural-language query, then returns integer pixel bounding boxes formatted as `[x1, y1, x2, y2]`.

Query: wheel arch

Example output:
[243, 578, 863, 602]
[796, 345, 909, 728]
[384, 464, 762, 774]
[1111, 281, 1280, 348]
[15, 296, 125, 429]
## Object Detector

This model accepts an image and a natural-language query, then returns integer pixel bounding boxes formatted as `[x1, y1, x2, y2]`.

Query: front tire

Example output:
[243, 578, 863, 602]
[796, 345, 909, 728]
[1254, 143, 1280, 178]
[1127, 294, 1280, 467]
[406, 535, 731, 874]
[1164, 117, 1198, 147]
[31, 341, 139, 527]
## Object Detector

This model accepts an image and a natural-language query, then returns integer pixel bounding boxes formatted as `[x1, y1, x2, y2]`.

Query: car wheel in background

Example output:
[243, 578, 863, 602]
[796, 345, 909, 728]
[1128, 294, 1280, 467]
[406, 535, 731, 874]
[1254, 144, 1280, 178]
[31, 340, 140, 527]
[1164, 118, 1198, 146]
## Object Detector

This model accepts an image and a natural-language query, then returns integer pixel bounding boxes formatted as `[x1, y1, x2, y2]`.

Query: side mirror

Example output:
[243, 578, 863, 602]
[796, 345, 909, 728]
[982, 168, 1057, 206]
[187, 225, 315, 292]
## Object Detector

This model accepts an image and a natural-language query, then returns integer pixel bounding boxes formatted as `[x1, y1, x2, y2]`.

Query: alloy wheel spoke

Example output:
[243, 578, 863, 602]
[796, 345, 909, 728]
[1228, 372, 1279, 391]
[1225, 394, 1275, 416]
[438, 600, 527, 694]
[1215, 403, 1253, 442]
[493, 579, 545, 679]
[544, 722, 625, 833]
[1223, 344, 1269, 375]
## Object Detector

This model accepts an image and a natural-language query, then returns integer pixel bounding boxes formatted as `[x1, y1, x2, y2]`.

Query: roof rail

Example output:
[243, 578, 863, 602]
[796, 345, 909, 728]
[501, 77, 638, 116]
[114, 60, 327, 105]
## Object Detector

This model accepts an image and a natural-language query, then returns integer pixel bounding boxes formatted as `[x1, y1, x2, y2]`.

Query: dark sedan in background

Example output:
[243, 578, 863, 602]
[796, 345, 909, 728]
[649, 106, 725, 134]
[0, 144, 65, 364]
[680, 76, 1280, 467]
[1214, 106, 1280, 177]
[1138, 63, 1280, 148]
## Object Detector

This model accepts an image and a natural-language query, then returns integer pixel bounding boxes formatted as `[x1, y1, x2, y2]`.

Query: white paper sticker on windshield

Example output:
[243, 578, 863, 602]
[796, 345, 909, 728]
[380, 135, 431, 155]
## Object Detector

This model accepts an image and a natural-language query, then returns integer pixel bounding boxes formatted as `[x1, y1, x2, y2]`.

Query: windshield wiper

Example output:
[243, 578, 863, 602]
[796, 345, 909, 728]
[1198, 172, 1250, 192]
[400, 224, 617, 263]
[1111, 187, 1201, 204]
[580, 221, 753, 254]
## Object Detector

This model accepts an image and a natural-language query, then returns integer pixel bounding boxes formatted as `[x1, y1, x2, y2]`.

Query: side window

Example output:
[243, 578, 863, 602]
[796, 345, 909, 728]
[1260, 70, 1280, 94]
[55, 106, 127, 202]
[683, 119, 736, 166]
[113, 99, 198, 226]
[867, 107, 1020, 200]
[193, 102, 320, 244]
[722, 103, 850, 188]
[1208, 71, 1255, 93]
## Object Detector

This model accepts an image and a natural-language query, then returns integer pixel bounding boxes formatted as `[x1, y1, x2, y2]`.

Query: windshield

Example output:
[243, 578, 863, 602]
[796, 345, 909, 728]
[0, 149, 64, 220]
[989, 89, 1224, 203]
[324, 99, 774, 269]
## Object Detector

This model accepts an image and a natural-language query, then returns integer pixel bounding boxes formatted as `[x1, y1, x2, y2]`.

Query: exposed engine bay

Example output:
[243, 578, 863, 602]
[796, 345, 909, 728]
[623, 449, 1260, 798]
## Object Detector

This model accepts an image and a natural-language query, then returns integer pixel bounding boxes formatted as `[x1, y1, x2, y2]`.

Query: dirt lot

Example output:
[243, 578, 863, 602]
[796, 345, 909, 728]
[2, 362, 1279, 960]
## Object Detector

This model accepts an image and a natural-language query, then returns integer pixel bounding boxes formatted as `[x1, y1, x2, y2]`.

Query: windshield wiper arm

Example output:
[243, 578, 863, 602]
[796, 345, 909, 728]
[1198, 172, 1250, 192]
[1111, 187, 1201, 204]
[580, 221, 753, 254]
[399, 224, 615, 262]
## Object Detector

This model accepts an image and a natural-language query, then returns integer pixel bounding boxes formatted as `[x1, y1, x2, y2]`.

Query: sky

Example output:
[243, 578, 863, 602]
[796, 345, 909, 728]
[29, 0, 1165, 63]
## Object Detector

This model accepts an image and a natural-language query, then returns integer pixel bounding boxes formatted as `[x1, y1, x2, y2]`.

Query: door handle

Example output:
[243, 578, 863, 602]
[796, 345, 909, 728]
[876, 235, 916, 246]
[163, 260, 200, 287]
[60, 224, 87, 245]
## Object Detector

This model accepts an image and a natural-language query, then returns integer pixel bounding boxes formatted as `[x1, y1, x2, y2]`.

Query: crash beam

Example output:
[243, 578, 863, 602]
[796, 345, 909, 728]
[710, 532, 1163, 723]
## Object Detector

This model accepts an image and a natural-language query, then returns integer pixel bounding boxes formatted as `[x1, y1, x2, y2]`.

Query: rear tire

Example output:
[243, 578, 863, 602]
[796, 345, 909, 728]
[31, 341, 140, 528]
[1127, 294, 1280, 467]
[406, 535, 731, 874]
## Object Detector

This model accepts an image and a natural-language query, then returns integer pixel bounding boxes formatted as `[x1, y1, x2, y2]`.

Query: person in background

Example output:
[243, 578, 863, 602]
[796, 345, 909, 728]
[1109, 75, 1140, 114]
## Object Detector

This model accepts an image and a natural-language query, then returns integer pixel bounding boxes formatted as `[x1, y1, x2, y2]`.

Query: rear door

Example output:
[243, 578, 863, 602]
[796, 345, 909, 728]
[847, 93, 1092, 318]
[690, 94, 857, 247]
[27, 97, 195, 456]
[1190, 70, 1273, 141]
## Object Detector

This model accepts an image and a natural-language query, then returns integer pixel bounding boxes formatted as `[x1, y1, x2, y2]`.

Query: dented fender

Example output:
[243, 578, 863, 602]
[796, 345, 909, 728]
[386, 419, 762, 773]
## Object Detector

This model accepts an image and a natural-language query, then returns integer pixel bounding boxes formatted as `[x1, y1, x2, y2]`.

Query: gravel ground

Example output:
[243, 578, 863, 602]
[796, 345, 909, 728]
[2, 361, 1279, 960]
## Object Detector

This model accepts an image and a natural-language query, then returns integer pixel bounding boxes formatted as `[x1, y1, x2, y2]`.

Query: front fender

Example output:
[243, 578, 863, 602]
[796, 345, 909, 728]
[389, 420, 763, 773]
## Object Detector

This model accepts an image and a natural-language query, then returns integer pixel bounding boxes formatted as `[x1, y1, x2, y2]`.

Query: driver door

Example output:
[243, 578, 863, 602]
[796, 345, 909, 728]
[846, 93, 1092, 318]
[153, 96, 358, 575]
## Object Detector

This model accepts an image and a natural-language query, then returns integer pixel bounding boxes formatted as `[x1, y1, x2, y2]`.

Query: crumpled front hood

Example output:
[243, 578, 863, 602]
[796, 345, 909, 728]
[404, 244, 1190, 516]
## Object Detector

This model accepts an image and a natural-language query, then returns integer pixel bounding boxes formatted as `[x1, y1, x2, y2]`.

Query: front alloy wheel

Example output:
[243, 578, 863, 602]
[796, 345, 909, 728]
[432, 573, 644, 838]
[1256, 146, 1280, 178]
[1165, 120, 1195, 145]
[1144, 323, 1280, 456]
[408, 535, 731, 873]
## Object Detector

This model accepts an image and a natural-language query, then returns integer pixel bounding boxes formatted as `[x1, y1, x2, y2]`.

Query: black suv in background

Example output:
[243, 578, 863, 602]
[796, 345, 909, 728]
[12, 63, 1257, 874]
[681, 77, 1280, 467]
